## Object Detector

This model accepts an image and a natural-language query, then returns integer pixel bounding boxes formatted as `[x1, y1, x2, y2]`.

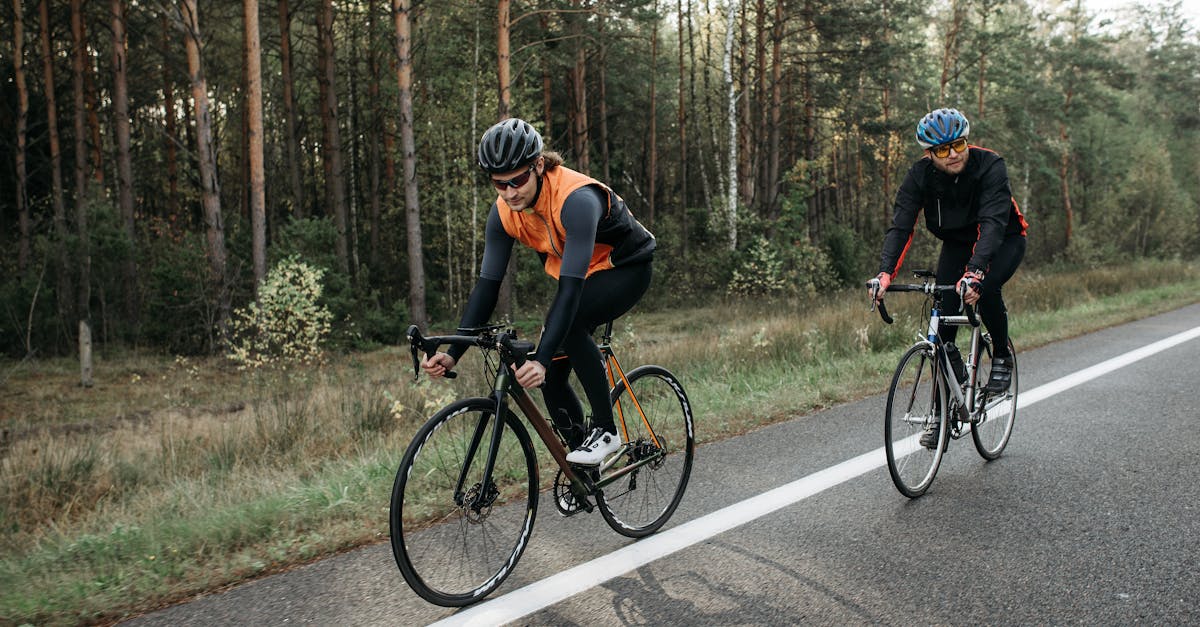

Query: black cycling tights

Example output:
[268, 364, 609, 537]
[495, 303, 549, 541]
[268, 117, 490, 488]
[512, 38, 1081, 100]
[936, 234, 1026, 359]
[542, 262, 653, 444]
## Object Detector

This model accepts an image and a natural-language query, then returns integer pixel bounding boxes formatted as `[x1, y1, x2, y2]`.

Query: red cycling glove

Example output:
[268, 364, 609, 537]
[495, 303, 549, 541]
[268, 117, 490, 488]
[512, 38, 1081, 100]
[868, 272, 892, 302]
[957, 268, 985, 298]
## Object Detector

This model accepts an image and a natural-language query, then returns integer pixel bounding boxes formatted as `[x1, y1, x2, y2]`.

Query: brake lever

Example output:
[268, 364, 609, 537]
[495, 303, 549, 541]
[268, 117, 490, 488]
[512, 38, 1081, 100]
[406, 325, 423, 381]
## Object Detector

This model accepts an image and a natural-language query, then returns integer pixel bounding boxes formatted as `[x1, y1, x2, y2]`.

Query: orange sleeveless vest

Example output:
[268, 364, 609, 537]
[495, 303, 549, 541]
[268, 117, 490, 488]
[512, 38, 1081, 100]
[495, 166, 617, 279]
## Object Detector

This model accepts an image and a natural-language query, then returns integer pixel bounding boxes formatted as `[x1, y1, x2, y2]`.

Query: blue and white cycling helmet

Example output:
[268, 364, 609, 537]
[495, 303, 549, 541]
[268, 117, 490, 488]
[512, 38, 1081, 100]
[915, 108, 970, 149]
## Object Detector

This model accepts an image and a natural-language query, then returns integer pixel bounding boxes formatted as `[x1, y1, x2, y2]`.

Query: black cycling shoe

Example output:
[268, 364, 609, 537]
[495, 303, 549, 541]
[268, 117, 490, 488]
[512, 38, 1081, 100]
[985, 356, 1013, 394]
[919, 424, 941, 450]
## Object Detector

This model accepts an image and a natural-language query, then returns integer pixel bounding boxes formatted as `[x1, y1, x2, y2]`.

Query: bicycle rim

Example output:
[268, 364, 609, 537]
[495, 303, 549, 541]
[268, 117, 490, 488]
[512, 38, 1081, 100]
[885, 345, 947, 498]
[972, 338, 1017, 460]
[389, 398, 538, 606]
[597, 365, 694, 537]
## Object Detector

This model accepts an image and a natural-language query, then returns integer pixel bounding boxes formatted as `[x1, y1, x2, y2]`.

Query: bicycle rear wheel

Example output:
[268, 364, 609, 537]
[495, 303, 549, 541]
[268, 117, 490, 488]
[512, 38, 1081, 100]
[885, 344, 948, 498]
[597, 365, 694, 537]
[389, 398, 538, 607]
[971, 338, 1017, 460]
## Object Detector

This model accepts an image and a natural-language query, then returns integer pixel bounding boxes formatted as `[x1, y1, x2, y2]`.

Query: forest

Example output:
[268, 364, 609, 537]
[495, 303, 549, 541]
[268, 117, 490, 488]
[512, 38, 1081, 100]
[2, 0, 1198, 368]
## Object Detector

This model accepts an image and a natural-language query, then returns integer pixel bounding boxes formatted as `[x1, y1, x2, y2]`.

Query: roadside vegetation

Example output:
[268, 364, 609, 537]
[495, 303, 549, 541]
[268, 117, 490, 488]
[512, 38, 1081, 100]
[1, 259, 1198, 625]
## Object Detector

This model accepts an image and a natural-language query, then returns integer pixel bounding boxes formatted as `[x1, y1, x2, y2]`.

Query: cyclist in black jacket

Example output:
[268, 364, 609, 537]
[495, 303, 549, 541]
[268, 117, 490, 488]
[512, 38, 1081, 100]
[868, 108, 1028, 395]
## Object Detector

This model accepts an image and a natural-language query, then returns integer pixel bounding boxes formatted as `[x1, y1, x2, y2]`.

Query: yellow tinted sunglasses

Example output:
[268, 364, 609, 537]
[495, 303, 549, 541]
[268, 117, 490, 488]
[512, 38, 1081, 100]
[931, 138, 968, 158]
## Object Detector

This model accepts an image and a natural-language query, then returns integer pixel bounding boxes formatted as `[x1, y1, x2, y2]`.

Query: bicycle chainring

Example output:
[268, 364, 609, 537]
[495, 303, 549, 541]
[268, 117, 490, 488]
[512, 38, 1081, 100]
[553, 469, 584, 517]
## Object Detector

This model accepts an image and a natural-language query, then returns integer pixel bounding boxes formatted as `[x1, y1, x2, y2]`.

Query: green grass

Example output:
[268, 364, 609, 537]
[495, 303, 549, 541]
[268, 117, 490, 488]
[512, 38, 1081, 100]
[1, 259, 1198, 625]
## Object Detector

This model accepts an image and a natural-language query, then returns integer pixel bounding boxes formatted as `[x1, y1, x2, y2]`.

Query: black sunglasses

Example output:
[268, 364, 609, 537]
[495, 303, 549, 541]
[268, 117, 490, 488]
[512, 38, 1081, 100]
[490, 165, 536, 190]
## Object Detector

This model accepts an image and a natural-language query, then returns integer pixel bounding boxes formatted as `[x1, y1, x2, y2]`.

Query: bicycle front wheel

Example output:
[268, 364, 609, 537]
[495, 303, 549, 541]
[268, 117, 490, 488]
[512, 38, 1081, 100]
[885, 344, 948, 498]
[972, 338, 1017, 460]
[597, 365, 694, 538]
[389, 398, 538, 607]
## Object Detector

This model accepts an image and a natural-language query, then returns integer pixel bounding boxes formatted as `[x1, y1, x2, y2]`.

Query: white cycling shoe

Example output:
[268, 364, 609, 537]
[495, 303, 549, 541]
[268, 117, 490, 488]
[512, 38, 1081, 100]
[565, 428, 620, 466]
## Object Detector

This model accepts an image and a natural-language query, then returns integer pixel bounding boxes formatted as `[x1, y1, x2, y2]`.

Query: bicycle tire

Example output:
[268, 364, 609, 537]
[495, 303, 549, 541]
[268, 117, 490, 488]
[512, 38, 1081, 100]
[596, 365, 694, 537]
[884, 344, 948, 498]
[389, 398, 538, 607]
[971, 338, 1017, 460]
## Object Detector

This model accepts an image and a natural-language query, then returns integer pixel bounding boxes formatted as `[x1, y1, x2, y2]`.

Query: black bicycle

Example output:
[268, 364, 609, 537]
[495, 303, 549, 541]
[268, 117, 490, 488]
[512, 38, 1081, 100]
[390, 321, 694, 606]
[871, 270, 1018, 497]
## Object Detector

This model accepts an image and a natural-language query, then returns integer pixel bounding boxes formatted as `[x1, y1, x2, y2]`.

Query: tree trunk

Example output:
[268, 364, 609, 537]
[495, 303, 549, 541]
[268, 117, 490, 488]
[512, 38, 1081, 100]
[317, 0, 351, 275]
[678, 0, 689, 259]
[570, 0, 589, 173]
[277, 0, 305, 218]
[977, 1, 990, 120]
[597, 6, 610, 184]
[764, 0, 784, 223]
[722, 0, 738, 251]
[181, 0, 230, 345]
[497, 0, 511, 120]
[802, 0, 816, 242]
[112, 0, 138, 329]
[540, 12, 552, 140]
[71, 0, 93, 386]
[366, 0, 383, 270]
[245, 0, 267, 287]
[39, 0, 73, 332]
[939, 0, 965, 101]
[647, 6, 658, 225]
[496, 0, 513, 317]
[79, 16, 103, 185]
[12, 0, 32, 274]
[394, 0, 427, 329]
[161, 13, 179, 223]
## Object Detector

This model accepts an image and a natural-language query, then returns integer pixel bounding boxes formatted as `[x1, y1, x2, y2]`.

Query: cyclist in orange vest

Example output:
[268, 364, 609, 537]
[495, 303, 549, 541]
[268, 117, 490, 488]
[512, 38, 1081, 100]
[422, 118, 655, 467]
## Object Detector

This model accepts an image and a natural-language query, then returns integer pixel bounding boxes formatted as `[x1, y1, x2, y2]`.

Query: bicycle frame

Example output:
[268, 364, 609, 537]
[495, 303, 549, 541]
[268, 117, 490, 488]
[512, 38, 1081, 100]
[876, 276, 986, 427]
[426, 324, 667, 515]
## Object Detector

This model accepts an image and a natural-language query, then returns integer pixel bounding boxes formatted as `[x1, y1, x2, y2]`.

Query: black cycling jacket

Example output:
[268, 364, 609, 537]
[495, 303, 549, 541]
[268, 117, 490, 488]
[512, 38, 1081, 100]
[879, 146, 1028, 277]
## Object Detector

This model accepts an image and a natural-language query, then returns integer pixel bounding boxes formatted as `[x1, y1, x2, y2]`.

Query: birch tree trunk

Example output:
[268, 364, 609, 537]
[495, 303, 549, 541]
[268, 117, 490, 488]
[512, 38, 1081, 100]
[181, 0, 230, 345]
[245, 0, 267, 287]
[723, 0, 739, 251]
[393, 0, 427, 329]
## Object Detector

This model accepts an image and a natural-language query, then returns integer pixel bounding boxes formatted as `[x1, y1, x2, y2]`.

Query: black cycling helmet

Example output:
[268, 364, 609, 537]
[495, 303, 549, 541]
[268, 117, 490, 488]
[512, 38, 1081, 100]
[915, 108, 970, 149]
[477, 118, 544, 173]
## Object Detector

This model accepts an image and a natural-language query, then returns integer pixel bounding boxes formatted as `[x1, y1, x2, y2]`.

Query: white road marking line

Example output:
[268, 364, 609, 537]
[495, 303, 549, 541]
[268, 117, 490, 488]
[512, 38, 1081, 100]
[430, 324, 1200, 627]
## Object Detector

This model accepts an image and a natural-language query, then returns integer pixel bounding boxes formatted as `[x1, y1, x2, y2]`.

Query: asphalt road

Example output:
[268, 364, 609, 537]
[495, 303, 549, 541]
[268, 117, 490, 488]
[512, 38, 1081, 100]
[125, 303, 1200, 626]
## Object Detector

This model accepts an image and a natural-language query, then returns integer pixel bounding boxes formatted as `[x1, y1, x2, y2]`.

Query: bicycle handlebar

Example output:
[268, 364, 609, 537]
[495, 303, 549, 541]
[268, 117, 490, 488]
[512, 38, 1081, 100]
[406, 324, 534, 381]
[867, 282, 979, 327]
